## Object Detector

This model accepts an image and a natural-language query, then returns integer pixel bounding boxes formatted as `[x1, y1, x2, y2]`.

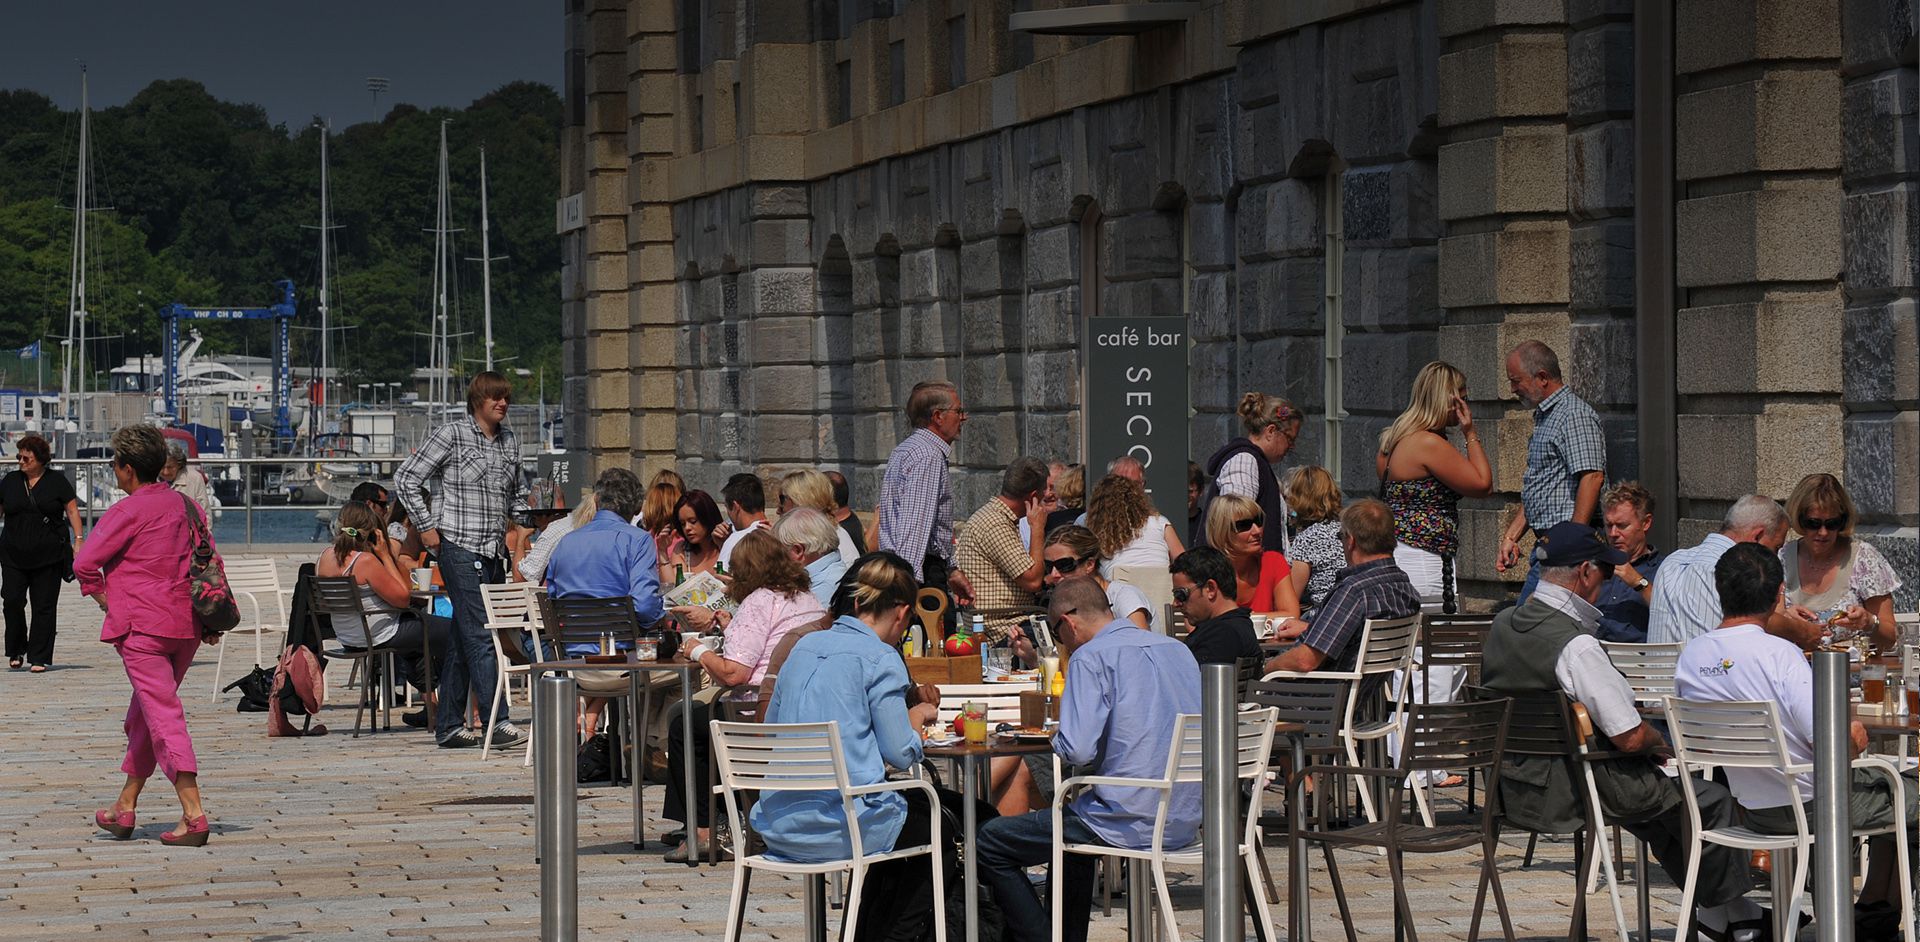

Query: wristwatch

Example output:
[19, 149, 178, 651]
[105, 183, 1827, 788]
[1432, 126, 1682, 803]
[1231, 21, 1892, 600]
[1632, 577, 1650, 591]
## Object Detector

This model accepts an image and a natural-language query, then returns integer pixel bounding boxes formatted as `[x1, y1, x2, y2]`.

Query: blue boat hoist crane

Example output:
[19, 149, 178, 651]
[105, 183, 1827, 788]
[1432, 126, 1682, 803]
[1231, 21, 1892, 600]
[158, 279, 298, 442]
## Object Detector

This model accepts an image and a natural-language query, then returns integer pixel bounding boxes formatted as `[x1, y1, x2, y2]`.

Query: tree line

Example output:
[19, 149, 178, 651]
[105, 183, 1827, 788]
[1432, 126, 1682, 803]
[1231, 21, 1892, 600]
[0, 78, 562, 398]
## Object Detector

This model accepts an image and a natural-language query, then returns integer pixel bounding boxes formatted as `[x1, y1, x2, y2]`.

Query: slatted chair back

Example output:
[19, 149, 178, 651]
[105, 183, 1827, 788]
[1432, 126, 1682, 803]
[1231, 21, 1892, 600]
[931, 683, 1026, 728]
[307, 576, 370, 640]
[1244, 678, 1347, 756]
[482, 582, 536, 626]
[1357, 614, 1421, 679]
[1421, 612, 1493, 668]
[1166, 605, 1190, 638]
[1478, 687, 1579, 764]
[1602, 642, 1682, 704]
[1235, 656, 1265, 704]
[1400, 696, 1510, 780]
[540, 595, 642, 649]
[224, 557, 287, 620]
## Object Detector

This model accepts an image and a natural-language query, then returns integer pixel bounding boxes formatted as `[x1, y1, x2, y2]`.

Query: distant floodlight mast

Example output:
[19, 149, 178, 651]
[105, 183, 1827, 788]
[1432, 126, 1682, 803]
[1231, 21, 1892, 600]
[367, 77, 390, 116]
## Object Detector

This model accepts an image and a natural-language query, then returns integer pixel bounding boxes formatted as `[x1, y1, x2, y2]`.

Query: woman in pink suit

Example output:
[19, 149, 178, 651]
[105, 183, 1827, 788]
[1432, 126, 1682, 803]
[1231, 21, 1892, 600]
[75, 425, 215, 846]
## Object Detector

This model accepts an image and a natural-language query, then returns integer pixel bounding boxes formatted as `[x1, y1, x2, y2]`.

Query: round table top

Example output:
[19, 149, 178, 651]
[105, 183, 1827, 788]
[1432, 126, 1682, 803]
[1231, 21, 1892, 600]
[924, 736, 1057, 758]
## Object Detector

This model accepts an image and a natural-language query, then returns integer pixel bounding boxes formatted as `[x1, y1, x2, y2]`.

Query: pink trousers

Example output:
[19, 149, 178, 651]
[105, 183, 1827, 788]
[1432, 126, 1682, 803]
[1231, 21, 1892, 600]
[116, 632, 200, 782]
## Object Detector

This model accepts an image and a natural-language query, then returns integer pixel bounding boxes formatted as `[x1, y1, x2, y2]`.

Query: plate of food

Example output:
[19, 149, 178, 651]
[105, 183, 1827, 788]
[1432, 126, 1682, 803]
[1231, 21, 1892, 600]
[1007, 726, 1056, 742]
[989, 669, 1038, 684]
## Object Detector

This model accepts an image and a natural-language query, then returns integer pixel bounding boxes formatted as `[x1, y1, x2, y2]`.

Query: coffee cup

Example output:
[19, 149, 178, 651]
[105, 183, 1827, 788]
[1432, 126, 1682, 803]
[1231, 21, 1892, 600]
[410, 568, 433, 592]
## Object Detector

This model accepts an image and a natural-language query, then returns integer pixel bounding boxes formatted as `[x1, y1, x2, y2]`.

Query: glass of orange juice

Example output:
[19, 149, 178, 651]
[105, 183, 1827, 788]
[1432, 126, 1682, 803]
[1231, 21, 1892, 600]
[962, 702, 989, 744]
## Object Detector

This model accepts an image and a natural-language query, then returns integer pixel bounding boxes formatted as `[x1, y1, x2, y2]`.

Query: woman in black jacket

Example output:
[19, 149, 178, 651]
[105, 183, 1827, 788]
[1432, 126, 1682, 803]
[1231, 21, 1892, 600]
[2, 434, 83, 671]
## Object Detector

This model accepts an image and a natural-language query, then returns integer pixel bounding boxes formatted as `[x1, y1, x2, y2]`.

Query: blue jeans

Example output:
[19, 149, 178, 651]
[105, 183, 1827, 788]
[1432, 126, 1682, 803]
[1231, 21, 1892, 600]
[975, 810, 1102, 942]
[434, 542, 508, 739]
[1517, 546, 1543, 603]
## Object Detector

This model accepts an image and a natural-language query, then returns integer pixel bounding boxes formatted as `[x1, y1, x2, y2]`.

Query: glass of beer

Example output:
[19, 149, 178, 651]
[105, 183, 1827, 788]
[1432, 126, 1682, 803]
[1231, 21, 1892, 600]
[1862, 663, 1887, 706]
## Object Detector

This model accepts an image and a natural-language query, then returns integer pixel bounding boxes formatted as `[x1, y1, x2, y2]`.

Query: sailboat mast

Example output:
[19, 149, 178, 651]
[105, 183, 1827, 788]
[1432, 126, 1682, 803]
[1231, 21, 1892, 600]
[434, 120, 452, 414]
[478, 146, 494, 372]
[317, 122, 331, 432]
[64, 69, 90, 432]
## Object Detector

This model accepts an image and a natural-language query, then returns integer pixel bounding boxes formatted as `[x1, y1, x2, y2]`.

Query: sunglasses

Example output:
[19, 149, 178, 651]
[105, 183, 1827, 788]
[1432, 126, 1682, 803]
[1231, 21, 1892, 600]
[1801, 515, 1847, 533]
[1232, 514, 1264, 534]
[1171, 586, 1191, 603]
[1045, 554, 1094, 575]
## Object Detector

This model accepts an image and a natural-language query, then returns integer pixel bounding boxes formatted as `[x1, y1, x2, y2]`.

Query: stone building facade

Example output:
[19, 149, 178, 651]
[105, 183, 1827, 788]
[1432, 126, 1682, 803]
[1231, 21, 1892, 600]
[559, 0, 1918, 605]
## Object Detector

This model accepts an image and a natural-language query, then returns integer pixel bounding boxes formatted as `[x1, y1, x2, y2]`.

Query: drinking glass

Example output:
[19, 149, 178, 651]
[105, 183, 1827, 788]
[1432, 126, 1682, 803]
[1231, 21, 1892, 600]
[985, 646, 1014, 678]
[962, 702, 989, 744]
[1862, 663, 1887, 706]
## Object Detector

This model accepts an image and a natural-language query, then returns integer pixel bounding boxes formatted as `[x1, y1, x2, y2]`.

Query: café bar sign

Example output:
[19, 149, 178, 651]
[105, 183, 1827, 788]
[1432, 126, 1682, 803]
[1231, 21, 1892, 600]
[1084, 316, 1189, 524]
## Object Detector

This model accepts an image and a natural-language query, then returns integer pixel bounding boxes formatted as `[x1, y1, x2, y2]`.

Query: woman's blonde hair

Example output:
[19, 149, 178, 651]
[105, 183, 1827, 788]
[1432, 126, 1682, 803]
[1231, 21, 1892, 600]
[1379, 361, 1466, 456]
[725, 530, 812, 604]
[1786, 473, 1857, 542]
[568, 491, 600, 529]
[1054, 463, 1086, 510]
[1086, 474, 1153, 559]
[1205, 493, 1263, 557]
[1283, 465, 1342, 525]
[780, 469, 835, 512]
[831, 551, 920, 618]
[650, 469, 686, 492]
[640, 481, 680, 532]
[1238, 392, 1301, 438]
[331, 500, 384, 561]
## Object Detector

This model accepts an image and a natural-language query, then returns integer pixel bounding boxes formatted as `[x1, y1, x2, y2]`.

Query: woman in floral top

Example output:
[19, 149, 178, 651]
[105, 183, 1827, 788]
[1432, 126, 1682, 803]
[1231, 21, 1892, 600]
[1780, 473, 1903, 649]
[1376, 361, 1494, 610]
[1274, 466, 1344, 619]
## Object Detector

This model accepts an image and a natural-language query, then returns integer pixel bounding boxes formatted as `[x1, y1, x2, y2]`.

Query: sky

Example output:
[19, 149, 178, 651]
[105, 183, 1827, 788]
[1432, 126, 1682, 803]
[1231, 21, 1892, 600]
[0, 1, 562, 127]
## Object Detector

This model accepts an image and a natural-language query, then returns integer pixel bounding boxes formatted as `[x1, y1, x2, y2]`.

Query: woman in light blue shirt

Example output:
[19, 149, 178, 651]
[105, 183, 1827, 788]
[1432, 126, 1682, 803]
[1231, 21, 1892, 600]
[754, 551, 979, 942]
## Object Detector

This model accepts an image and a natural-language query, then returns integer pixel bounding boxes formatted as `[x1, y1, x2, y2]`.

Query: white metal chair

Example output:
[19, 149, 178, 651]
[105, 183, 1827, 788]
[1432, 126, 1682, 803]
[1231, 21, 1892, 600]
[1583, 641, 1684, 893]
[1666, 697, 1915, 942]
[711, 721, 946, 942]
[931, 683, 1027, 730]
[1049, 709, 1280, 942]
[1264, 613, 1422, 826]
[210, 556, 291, 701]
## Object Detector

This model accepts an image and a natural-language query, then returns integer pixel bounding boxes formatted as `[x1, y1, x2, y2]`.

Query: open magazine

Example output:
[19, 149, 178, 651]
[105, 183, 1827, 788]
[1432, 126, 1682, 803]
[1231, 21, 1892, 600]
[663, 570, 738, 615]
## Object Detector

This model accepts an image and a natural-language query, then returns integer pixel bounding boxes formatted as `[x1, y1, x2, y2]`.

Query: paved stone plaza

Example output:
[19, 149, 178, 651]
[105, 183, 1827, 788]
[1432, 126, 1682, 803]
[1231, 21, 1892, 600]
[0, 551, 1720, 941]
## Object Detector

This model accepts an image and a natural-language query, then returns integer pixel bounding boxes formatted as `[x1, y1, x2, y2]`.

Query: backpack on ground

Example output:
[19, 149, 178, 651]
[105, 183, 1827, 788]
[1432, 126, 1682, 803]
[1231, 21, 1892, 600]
[269, 565, 330, 737]
[269, 639, 330, 737]
[224, 666, 275, 712]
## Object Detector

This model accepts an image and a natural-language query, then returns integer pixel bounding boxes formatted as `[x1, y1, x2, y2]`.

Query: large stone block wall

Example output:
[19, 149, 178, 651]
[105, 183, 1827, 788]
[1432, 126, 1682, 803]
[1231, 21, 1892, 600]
[562, 0, 1920, 607]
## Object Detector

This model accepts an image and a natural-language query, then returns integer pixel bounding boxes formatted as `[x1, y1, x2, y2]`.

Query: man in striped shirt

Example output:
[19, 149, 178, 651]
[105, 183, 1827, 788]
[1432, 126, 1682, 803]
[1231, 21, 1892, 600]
[876, 381, 973, 605]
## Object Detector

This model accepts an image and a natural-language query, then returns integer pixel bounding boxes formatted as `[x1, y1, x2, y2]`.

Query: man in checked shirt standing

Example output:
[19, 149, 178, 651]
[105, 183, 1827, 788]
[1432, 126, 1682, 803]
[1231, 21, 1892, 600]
[1496, 341, 1606, 602]
[877, 381, 974, 610]
[394, 371, 533, 749]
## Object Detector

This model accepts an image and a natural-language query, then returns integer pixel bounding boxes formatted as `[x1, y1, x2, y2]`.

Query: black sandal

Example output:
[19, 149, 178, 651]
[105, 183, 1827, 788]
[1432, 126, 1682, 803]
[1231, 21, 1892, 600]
[7, 659, 21, 670]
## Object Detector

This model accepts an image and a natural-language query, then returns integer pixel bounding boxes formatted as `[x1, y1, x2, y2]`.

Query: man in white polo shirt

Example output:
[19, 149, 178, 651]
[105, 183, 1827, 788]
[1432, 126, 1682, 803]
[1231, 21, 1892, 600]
[1676, 542, 1918, 921]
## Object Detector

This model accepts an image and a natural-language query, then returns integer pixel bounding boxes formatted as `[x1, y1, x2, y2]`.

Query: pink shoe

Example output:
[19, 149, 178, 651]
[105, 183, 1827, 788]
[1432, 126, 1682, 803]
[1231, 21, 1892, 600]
[160, 814, 210, 847]
[95, 808, 135, 840]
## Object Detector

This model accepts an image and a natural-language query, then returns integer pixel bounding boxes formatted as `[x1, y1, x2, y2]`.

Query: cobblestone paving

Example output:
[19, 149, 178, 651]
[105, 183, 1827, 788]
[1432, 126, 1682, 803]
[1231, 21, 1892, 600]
[0, 549, 1711, 940]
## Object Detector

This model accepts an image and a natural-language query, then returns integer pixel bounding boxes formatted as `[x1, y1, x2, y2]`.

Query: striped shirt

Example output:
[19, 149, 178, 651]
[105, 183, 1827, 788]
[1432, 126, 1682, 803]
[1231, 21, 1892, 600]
[393, 415, 530, 558]
[876, 428, 954, 581]
[1521, 387, 1606, 532]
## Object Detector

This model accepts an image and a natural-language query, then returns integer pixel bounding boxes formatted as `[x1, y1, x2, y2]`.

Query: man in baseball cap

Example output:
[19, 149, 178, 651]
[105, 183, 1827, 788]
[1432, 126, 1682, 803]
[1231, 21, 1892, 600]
[1480, 521, 1764, 939]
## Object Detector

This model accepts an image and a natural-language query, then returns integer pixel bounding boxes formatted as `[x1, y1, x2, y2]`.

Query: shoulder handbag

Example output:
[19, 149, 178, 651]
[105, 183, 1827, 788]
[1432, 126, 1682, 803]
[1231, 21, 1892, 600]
[179, 491, 241, 637]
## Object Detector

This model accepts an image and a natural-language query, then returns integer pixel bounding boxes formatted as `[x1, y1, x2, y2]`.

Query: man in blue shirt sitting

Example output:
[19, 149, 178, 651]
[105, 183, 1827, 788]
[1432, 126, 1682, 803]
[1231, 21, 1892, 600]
[975, 575, 1202, 942]
[545, 468, 663, 752]
[1592, 482, 1666, 642]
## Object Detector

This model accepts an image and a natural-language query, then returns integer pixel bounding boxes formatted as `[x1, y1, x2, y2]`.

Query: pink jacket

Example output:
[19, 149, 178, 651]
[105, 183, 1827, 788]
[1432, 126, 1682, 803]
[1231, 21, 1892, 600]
[74, 482, 203, 643]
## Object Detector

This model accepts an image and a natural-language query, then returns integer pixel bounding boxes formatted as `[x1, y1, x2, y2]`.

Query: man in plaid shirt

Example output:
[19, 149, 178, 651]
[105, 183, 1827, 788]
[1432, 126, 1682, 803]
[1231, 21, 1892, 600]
[1497, 341, 1606, 601]
[1264, 499, 1421, 676]
[393, 371, 532, 749]
[876, 381, 974, 606]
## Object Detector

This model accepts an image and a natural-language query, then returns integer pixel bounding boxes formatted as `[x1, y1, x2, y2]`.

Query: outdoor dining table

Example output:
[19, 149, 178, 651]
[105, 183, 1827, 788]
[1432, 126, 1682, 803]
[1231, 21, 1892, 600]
[925, 735, 1056, 942]
[528, 651, 702, 857]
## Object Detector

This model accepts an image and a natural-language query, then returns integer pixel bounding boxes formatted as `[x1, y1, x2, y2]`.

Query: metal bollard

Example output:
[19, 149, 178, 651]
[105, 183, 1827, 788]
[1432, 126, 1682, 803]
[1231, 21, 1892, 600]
[536, 674, 579, 942]
[1811, 650, 1853, 942]
[1201, 662, 1243, 942]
